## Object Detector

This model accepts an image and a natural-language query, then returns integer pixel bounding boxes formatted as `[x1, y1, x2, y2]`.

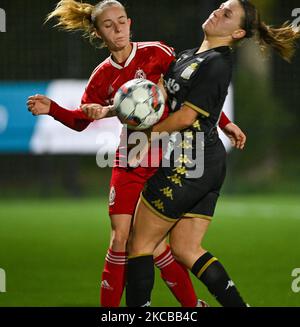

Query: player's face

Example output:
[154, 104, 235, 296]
[203, 0, 246, 41]
[96, 5, 131, 51]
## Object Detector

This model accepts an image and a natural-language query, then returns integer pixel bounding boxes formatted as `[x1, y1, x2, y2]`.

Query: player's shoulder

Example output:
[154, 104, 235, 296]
[90, 57, 111, 77]
[206, 46, 232, 65]
[85, 57, 111, 89]
[87, 57, 111, 84]
[136, 41, 175, 57]
[201, 47, 233, 80]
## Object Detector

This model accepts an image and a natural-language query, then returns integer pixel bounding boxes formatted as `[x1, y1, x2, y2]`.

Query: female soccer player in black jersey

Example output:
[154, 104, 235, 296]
[126, 0, 300, 307]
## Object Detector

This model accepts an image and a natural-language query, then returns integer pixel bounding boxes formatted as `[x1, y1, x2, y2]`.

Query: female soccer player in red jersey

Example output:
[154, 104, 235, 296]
[27, 0, 246, 307]
[124, 0, 300, 307]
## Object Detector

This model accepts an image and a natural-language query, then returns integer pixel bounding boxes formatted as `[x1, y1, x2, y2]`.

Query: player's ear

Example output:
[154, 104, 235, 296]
[94, 29, 102, 40]
[232, 29, 246, 40]
[128, 18, 132, 27]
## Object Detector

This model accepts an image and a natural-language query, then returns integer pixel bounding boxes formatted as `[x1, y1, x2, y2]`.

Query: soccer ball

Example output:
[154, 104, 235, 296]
[113, 79, 165, 130]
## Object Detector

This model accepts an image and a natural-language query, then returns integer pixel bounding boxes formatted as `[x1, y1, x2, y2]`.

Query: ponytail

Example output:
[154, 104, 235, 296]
[46, 0, 94, 35]
[238, 0, 300, 62]
[257, 21, 300, 63]
[46, 0, 125, 47]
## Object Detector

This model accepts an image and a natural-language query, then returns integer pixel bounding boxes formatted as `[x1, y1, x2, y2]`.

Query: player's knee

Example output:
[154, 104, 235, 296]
[169, 243, 189, 264]
[170, 242, 206, 265]
[110, 230, 130, 251]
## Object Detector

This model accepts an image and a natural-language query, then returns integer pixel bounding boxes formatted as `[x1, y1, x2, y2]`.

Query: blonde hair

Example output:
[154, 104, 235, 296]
[238, 0, 300, 62]
[46, 0, 125, 47]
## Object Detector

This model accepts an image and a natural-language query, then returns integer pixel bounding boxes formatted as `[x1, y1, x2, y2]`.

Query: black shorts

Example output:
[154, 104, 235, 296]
[141, 139, 226, 222]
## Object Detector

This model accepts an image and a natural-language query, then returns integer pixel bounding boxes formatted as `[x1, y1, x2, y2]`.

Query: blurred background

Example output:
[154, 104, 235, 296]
[0, 0, 299, 307]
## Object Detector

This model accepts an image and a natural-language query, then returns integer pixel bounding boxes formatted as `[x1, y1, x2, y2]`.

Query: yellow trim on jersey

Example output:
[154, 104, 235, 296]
[197, 257, 218, 279]
[183, 213, 213, 221]
[141, 194, 178, 223]
[184, 101, 210, 117]
[128, 254, 153, 260]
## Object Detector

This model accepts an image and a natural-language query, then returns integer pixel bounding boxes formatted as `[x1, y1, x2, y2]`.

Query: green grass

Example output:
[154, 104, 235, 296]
[0, 196, 300, 307]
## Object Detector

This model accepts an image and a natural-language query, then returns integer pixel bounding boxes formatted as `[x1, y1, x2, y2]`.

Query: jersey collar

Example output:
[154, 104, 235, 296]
[109, 42, 137, 70]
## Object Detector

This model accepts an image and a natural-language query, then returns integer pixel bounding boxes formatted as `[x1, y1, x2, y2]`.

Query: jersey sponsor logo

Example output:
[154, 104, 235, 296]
[134, 68, 147, 79]
[165, 78, 180, 95]
[109, 186, 116, 206]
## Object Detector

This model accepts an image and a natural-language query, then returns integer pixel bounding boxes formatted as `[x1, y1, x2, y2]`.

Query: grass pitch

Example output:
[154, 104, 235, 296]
[0, 196, 299, 307]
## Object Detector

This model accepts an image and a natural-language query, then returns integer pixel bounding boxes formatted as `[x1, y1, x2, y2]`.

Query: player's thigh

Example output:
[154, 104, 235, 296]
[129, 199, 175, 256]
[169, 218, 211, 268]
[109, 167, 148, 216]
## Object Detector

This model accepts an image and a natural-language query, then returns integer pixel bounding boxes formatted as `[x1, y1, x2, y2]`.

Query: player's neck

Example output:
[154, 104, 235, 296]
[111, 43, 133, 65]
[197, 38, 230, 54]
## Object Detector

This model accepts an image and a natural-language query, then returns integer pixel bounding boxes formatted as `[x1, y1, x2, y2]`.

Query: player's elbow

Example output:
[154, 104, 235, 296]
[178, 114, 197, 129]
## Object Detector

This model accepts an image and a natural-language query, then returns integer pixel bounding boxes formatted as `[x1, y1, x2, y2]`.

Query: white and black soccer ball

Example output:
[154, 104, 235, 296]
[113, 79, 165, 130]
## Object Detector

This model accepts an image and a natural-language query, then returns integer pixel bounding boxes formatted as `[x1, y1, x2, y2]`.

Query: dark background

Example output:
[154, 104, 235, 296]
[0, 0, 299, 198]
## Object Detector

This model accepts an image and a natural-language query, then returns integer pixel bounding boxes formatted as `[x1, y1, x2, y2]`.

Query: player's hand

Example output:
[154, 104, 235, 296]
[222, 122, 246, 150]
[27, 94, 51, 115]
[81, 104, 111, 120]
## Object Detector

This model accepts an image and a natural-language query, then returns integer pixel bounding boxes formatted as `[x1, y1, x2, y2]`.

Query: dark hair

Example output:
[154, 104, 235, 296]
[238, 0, 300, 62]
[45, 0, 126, 48]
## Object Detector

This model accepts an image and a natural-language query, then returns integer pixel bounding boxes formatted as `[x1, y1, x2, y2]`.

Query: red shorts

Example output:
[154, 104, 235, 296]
[109, 166, 158, 216]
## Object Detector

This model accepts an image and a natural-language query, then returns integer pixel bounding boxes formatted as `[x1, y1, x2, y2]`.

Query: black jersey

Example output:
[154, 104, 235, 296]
[164, 46, 233, 146]
[141, 47, 232, 221]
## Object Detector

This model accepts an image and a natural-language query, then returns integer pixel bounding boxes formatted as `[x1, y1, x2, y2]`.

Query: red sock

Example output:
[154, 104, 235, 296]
[154, 246, 197, 307]
[100, 249, 127, 307]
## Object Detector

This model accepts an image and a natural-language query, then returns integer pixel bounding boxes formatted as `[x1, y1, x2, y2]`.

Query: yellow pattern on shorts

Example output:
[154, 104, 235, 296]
[176, 154, 192, 165]
[151, 199, 165, 212]
[178, 140, 193, 150]
[167, 174, 183, 187]
[160, 187, 174, 200]
[192, 120, 201, 131]
[173, 166, 187, 175]
[184, 131, 194, 140]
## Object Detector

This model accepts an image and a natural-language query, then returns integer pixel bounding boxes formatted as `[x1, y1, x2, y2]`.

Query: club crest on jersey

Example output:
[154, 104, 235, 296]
[109, 186, 116, 206]
[134, 69, 147, 79]
[181, 60, 204, 80]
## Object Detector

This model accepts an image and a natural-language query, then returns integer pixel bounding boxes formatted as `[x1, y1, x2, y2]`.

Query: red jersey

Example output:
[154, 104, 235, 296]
[82, 41, 175, 106]
[49, 41, 175, 127]
[49, 41, 231, 166]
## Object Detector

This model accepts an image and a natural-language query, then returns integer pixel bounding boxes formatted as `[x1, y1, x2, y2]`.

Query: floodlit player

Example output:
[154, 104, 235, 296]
[27, 0, 246, 307]
[125, 0, 300, 307]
